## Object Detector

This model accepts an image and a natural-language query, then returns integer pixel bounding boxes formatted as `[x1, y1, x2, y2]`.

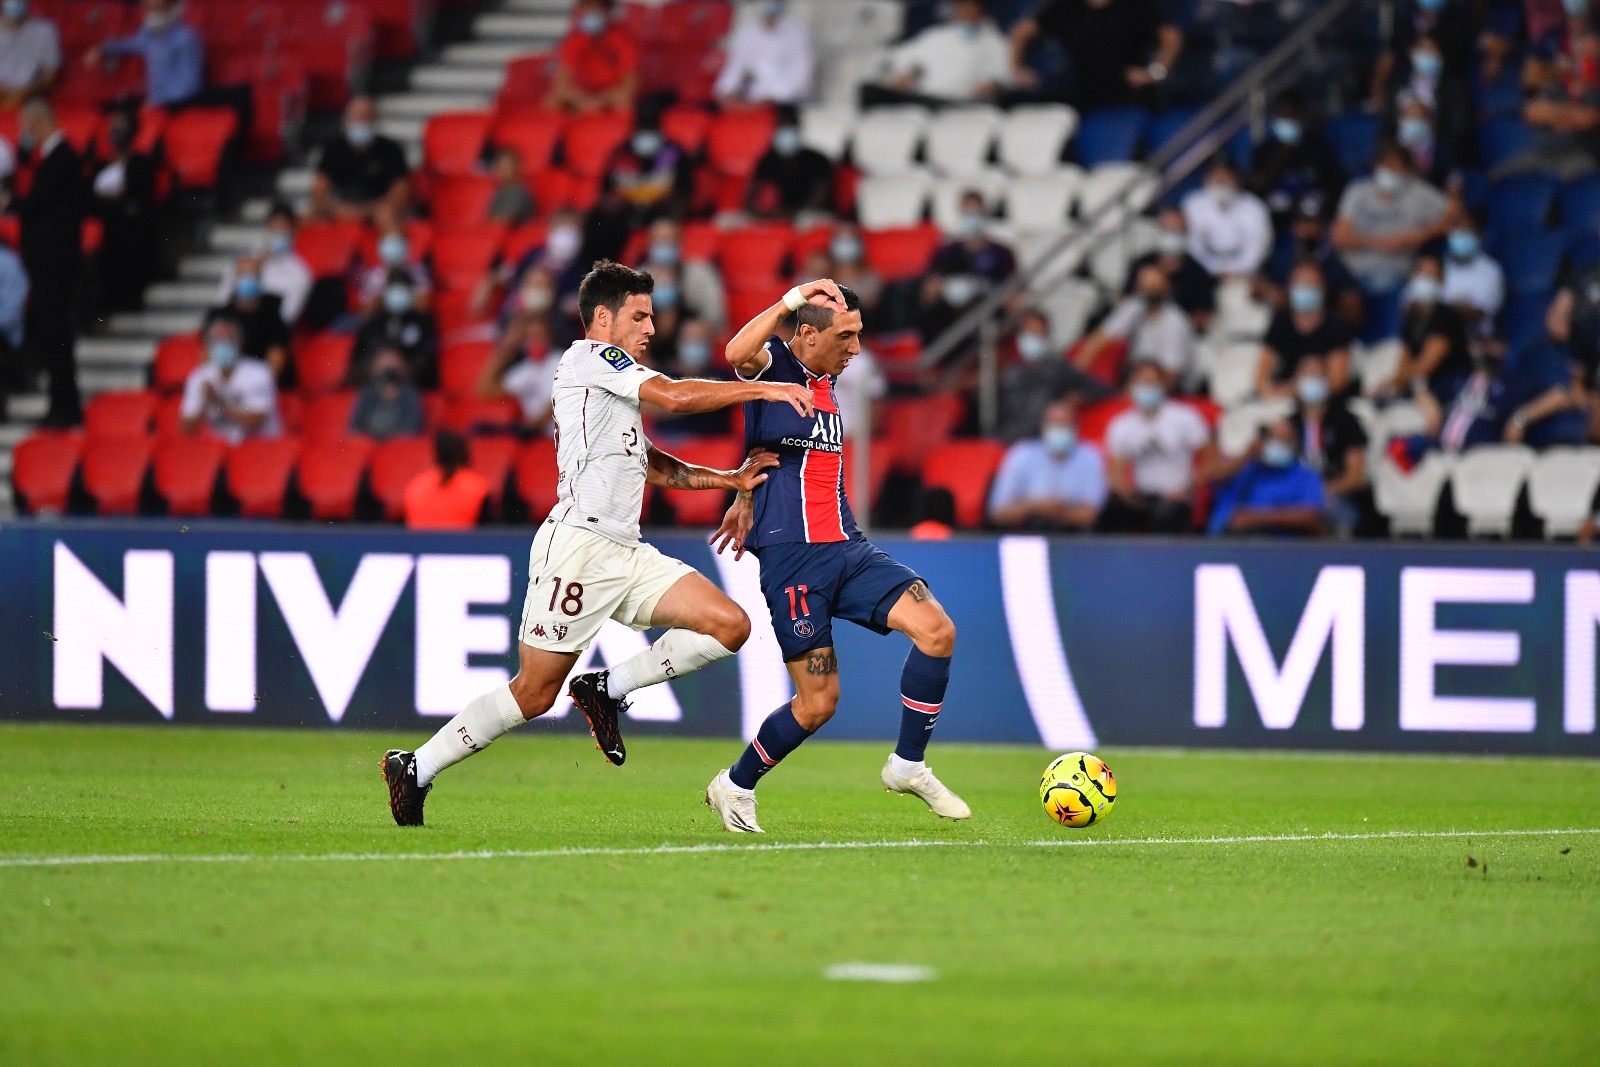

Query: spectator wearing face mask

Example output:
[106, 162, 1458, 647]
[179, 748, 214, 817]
[0, 0, 59, 108]
[471, 209, 586, 320]
[90, 109, 158, 313]
[1440, 216, 1504, 329]
[546, 0, 638, 114]
[1369, 0, 1478, 125]
[1378, 29, 1472, 161]
[207, 261, 290, 382]
[988, 398, 1107, 530]
[919, 190, 1014, 340]
[216, 203, 312, 327]
[1246, 92, 1341, 241]
[639, 217, 726, 331]
[179, 317, 281, 445]
[86, 0, 202, 110]
[1288, 353, 1369, 536]
[350, 271, 439, 388]
[715, 0, 814, 106]
[1411, 335, 1584, 453]
[810, 225, 884, 319]
[359, 217, 432, 315]
[403, 430, 491, 530]
[1331, 140, 1452, 295]
[1371, 255, 1472, 401]
[1495, 26, 1600, 180]
[482, 313, 557, 436]
[747, 106, 835, 223]
[349, 346, 425, 441]
[1256, 261, 1354, 400]
[1100, 360, 1216, 533]
[1205, 418, 1327, 537]
[998, 310, 1111, 440]
[647, 317, 738, 436]
[310, 96, 411, 221]
[871, 0, 1013, 106]
[1180, 157, 1273, 280]
[600, 120, 692, 223]
[1127, 207, 1217, 327]
[1074, 263, 1194, 388]
[487, 147, 534, 226]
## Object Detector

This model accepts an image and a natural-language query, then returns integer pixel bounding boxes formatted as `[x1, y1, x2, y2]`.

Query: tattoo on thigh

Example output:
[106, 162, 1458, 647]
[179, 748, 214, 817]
[805, 650, 838, 676]
[907, 580, 930, 603]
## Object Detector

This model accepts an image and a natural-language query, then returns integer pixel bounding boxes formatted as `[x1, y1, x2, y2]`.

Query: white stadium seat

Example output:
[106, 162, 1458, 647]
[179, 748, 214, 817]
[854, 171, 932, 228]
[804, 0, 903, 50]
[924, 106, 1001, 175]
[1077, 163, 1158, 230]
[799, 105, 856, 160]
[1208, 277, 1271, 343]
[850, 106, 930, 175]
[1450, 444, 1536, 538]
[1038, 277, 1104, 350]
[1206, 341, 1263, 409]
[930, 169, 1009, 234]
[813, 49, 886, 107]
[1003, 169, 1083, 232]
[1373, 452, 1454, 536]
[1216, 398, 1296, 456]
[1353, 339, 1403, 395]
[1088, 215, 1162, 292]
[997, 104, 1078, 175]
[1527, 447, 1600, 538]
[1014, 225, 1084, 286]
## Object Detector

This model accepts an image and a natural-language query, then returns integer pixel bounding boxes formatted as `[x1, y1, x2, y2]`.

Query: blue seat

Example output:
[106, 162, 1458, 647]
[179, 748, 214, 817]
[1499, 292, 1552, 354]
[1568, 228, 1600, 271]
[1497, 230, 1568, 295]
[1073, 107, 1149, 167]
[1147, 108, 1199, 155]
[1475, 73, 1523, 123]
[1559, 173, 1600, 233]
[1325, 111, 1378, 176]
[1479, 120, 1539, 170]
[1486, 173, 1558, 232]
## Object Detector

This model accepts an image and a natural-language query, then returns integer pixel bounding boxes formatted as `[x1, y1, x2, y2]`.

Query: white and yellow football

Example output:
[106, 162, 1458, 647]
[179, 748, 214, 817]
[1040, 752, 1117, 827]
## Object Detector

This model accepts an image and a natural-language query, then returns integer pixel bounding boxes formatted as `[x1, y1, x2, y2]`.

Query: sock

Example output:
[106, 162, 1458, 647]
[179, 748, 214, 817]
[728, 703, 814, 790]
[414, 684, 524, 787]
[607, 629, 736, 698]
[894, 647, 951, 763]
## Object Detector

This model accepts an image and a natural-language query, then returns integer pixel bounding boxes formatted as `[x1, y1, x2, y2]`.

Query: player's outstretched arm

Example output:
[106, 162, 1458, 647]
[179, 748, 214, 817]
[647, 446, 780, 492]
[638, 374, 815, 417]
[724, 278, 848, 377]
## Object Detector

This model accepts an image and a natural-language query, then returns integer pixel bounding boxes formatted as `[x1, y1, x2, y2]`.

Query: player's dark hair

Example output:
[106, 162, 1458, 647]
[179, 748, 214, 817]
[435, 429, 469, 486]
[915, 487, 956, 527]
[795, 284, 860, 333]
[578, 259, 655, 327]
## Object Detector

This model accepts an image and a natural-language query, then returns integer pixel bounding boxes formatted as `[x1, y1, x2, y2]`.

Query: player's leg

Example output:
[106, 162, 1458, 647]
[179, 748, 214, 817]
[878, 580, 970, 819]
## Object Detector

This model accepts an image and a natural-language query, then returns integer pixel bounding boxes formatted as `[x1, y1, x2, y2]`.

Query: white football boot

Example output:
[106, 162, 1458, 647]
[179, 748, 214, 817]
[705, 769, 764, 833]
[881, 758, 972, 820]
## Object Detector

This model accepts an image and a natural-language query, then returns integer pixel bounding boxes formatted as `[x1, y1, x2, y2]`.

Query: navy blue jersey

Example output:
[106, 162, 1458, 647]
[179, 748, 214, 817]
[741, 336, 858, 549]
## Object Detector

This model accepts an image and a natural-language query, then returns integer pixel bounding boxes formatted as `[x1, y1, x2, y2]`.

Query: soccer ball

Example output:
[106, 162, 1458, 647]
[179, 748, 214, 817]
[1040, 752, 1116, 827]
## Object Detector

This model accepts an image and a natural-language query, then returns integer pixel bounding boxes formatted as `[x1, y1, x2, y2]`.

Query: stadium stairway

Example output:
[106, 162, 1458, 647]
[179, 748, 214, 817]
[0, 0, 573, 518]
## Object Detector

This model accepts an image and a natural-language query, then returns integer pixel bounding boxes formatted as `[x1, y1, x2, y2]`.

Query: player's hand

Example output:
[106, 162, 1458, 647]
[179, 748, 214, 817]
[765, 382, 815, 417]
[798, 278, 847, 312]
[710, 495, 756, 560]
[728, 448, 780, 492]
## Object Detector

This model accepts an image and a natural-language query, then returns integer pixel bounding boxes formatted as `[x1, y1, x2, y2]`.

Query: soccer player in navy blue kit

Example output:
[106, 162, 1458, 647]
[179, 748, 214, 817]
[702, 278, 971, 832]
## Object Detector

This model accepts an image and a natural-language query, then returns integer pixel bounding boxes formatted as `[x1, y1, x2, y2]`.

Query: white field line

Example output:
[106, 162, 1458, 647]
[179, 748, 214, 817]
[0, 828, 1595, 871]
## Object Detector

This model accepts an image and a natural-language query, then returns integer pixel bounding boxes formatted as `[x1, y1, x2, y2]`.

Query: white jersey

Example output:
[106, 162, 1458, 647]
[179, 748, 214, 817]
[549, 338, 662, 545]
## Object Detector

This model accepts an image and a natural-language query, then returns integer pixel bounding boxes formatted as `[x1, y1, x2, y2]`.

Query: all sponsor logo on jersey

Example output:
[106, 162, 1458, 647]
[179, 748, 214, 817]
[779, 411, 843, 453]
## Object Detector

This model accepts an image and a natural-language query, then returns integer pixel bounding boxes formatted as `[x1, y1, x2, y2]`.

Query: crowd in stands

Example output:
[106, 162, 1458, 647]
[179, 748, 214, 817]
[11, 0, 1600, 540]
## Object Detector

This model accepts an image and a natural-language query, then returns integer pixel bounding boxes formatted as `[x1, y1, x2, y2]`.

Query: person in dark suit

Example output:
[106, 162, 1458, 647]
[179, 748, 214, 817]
[17, 97, 86, 426]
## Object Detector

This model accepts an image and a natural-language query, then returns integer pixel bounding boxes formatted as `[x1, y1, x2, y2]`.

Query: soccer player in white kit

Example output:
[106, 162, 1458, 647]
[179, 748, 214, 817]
[383, 261, 819, 826]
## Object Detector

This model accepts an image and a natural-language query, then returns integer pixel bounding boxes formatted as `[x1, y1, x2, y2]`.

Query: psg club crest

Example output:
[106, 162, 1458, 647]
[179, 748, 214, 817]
[793, 619, 815, 639]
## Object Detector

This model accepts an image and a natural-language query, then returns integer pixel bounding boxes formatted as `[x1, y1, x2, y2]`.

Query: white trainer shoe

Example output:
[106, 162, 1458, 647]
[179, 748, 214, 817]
[882, 758, 972, 820]
[705, 769, 764, 833]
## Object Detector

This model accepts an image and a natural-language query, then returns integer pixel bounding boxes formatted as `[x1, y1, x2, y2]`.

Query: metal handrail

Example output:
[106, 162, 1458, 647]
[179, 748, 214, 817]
[917, 0, 1364, 381]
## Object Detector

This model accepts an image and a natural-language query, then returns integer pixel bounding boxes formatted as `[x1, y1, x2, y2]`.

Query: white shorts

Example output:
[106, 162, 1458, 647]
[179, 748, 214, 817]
[519, 520, 697, 654]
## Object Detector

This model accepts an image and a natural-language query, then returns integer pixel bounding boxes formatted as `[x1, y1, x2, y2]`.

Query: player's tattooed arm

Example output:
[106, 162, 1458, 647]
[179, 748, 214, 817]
[907, 580, 930, 603]
[647, 446, 780, 492]
[804, 650, 838, 676]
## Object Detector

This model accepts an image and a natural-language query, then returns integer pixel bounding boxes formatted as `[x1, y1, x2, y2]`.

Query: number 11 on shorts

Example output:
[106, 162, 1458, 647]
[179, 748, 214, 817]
[785, 584, 810, 620]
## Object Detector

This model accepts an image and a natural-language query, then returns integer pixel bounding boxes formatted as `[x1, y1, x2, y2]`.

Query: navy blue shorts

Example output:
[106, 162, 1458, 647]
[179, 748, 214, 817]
[753, 536, 922, 661]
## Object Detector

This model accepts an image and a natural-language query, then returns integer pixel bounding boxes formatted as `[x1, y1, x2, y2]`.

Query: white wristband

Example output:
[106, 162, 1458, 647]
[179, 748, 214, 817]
[782, 286, 807, 312]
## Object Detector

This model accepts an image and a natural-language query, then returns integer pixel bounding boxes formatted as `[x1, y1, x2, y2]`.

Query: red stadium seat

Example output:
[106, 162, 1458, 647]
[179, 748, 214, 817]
[439, 340, 496, 399]
[491, 111, 563, 172]
[431, 224, 506, 290]
[658, 436, 742, 525]
[296, 221, 364, 279]
[165, 108, 239, 189]
[658, 0, 732, 42]
[421, 390, 448, 430]
[430, 175, 497, 228]
[863, 225, 943, 282]
[226, 436, 301, 518]
[282, 1, 374, 110]
[498, 52, 555, 105]
[443, 396, 522, 433]
[151, 334, 203, 393]
[468, 434, 518, 511]
[294, 333, 355, 395]
[367, 435, 434, 520]
[301, 391, 359, 443]
[660, 105, 712, 155]
[423, 110, 491, 177]
[1076, 397, 1131, 446]
[679, 219, 720, 262]
[880, 394, 966, 473]
[56, 106, 101, 154]
[922, 439, 1007, 528]
[717, 222, 793, 284]
[365, 0, 429, 61]
[841, 442, 893, 516]
[528, 168, 577, 214]
[724, 283, 781, 332]
[502, 219, 548, 265]
[706, 107, 776, 178]
[81, 437, 154, 515]
[793, 224, 833, 264]
[153, 436, 227, 516]
[297, 436, 374, 520]
[560, 109, 633, 175]
[277, 393, 305, 436]
[11, 431, 83, 514]
[152, 394, 189, 438]
[513, 437, 559, 519]
[431, 289, 493, 341]
[84, 389, 157, 441]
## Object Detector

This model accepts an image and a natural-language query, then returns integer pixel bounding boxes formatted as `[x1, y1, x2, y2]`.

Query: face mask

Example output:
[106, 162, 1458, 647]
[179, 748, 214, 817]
[1207, 182, 1238, 208]
[959, 21, 980, 39]
[653, 282, 680, 309]
[772, 127, 801, 157]
[1261, 439, 1296, 468]
[144, 9, 171, 31]
[545, 224, 581, 264]
[18, 127, 34, 153]
[1288, 283, 1323, 314]
[208, 339, 238, 368]
[1016, 331, 1051, 362]
[378, 233, 408, 265]
[1410, 50, 1443, 81]
[3, 0, 27, 22]
[520, 286, 553, 313]
[378, 369, 405, 388]
[1564, 0, 1587, 17]
[648, 240, 679, 266]
[631, 131, 663, 158]
[679, 340, 712, 370]
[578, 9, 606, 34]
[1397, 116, 1432, 148]
[383, 284, 413, 314]
[266, 231, 292, 256]
[1373, 167, 1406, 195]
[1417, 0, 1445, 11]
[1295, 374, 1330, 406]
[1131, 382, 1165, 412]
[830, 235, 863, 264]
[1271, 118, 1302, 145]
[1156, 230, 1187, 256]
[760, 0, 783, 19]
[1406, 273, 1442, 306]
[345, 121, 375, 147]
[1448, 229, 1479, 260]
[1042, 425, 1077, 456]
[960, 210, 987, 238]
[234, 275, 262, 301]
[941, 274, 981, 307]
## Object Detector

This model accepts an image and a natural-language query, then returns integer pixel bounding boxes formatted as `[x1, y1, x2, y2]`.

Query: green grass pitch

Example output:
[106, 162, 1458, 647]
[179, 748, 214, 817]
[1, 723, 1596, 1066]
